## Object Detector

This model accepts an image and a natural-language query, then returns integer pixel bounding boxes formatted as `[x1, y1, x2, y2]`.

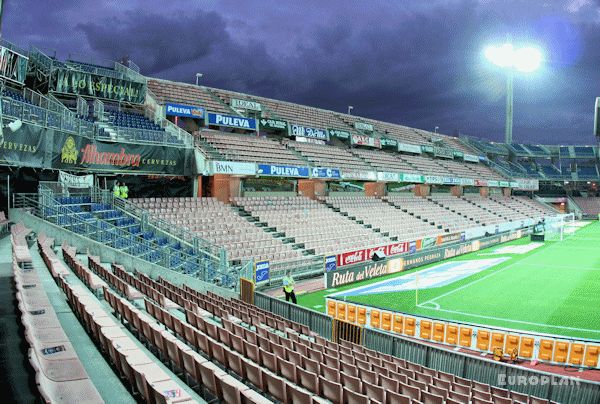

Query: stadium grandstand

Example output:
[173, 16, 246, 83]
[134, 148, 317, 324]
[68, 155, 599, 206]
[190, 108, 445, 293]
[3, 14, 600, 404]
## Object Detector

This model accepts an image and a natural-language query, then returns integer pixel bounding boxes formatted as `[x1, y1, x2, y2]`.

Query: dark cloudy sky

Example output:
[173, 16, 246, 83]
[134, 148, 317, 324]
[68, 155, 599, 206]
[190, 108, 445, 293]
[4, 0, 600, 144]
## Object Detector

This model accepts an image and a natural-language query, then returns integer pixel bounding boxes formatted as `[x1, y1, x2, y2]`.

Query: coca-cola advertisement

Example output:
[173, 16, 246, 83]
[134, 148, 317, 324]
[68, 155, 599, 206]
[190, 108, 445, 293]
[337, 249, 366, 267]
[336, 242, 409, 267]
[385, 242, 408, 256]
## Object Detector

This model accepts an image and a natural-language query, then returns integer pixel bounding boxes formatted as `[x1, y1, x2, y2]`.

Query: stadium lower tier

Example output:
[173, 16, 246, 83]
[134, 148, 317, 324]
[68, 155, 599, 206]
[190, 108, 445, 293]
[9, 223, 585, 403]
[130, 194, 556, 265]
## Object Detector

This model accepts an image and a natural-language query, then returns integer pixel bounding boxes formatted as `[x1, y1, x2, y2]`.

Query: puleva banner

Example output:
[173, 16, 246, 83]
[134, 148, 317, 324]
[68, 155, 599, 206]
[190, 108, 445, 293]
[51, 68, 146, 104]
[207, 113, 257, 130]
[165, 103, 204, 118]
[257, 164, 309, 177]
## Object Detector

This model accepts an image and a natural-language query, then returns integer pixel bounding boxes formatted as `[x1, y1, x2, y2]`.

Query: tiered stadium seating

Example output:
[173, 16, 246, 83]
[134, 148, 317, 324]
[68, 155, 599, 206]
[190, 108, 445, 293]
[385, 194, 477, 233]
[429, 194, 506, 226]
[100, 109, 185, 145]
[11, 228, 105, 403]
[208, 86, 359, 136]
[234, 196, 390, 255]
[148, 79, 232, 114]
[101, 254, 557, 404]
[131, 197, 303, 263]
[467, 162, 507, 180]
[286, 141, 373, 171]
[325, 195, 445, 241]
[573, 197, 600, 216]
[490, 195, 557, 219]
[108, 110, 162, 132]
[38, 241, 203, 403]
[463, 195, 532, 222]
[45, 196, 205, 275]
[199, 130, 307, 166]
[350, 149, 420, 173]
[577, 165, 598, 178]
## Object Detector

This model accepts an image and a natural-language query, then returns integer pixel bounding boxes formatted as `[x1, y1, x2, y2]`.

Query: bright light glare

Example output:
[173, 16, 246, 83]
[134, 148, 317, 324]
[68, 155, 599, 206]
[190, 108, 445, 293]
[485, 43, 542, 73]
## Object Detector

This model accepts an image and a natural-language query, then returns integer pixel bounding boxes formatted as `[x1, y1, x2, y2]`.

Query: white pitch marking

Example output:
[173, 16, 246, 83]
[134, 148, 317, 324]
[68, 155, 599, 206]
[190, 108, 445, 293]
[419, 238, 566, 307]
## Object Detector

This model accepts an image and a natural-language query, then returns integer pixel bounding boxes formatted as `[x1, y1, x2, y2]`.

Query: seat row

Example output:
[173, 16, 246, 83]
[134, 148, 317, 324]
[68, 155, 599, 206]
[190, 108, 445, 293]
[11, 232, 104, 403]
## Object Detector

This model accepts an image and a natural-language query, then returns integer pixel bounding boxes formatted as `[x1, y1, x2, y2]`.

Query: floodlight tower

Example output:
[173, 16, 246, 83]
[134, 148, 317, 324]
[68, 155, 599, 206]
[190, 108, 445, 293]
[484, 43, 542, 144]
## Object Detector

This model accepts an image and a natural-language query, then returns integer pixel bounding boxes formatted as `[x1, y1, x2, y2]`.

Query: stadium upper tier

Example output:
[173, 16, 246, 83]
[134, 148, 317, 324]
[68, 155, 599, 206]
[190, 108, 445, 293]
[463, 137, 600, 181]
[197, 129, 506, 181]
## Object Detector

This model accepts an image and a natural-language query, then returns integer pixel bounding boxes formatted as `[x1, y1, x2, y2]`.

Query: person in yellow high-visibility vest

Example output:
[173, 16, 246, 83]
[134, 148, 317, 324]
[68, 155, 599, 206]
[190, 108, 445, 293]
[113, 181, 121, 197]
[282, 271, 297, 304]
[119, 182, 129, 199]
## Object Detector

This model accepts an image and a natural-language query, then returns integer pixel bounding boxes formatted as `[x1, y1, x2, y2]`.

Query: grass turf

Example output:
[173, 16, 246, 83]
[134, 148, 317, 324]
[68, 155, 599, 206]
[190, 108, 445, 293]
[298, 221, 600, 340]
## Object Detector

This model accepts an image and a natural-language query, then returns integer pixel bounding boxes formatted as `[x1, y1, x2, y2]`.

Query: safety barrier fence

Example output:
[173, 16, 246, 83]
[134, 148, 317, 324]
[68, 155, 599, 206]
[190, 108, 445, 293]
[254, 291, 332, 339]
[12, 188, 248, 290]
[362, 327, 600, 404]
[253, 290, 600, 403]
[325, 297, 600, 371]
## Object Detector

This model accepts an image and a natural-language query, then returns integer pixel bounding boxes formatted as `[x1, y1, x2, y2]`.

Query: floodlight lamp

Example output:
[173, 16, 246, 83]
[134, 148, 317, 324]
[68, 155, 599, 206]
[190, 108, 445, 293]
[485, 43, 542, 73]
[513, 47, 542, 72]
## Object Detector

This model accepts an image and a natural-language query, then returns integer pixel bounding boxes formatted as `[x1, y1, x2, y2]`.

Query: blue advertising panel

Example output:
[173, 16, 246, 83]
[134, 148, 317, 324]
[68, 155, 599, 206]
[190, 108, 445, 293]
[409, 240, 418, 254]
[207, 112, 257, 130]
[165, 103, 205, 118]
[311, 167, 341, 179]
[255, 261, 270, 283]
[257, 164, 309, 178]
[325, 255, 337, 272]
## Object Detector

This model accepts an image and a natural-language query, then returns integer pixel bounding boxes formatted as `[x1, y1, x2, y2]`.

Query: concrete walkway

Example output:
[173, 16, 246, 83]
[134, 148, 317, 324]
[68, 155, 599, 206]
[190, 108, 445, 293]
[0, 235, 38, 403]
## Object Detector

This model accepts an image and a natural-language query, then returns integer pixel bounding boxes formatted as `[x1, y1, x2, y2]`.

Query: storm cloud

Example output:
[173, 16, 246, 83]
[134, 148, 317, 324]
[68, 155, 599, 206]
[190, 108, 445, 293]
[4, 0, 600, 144]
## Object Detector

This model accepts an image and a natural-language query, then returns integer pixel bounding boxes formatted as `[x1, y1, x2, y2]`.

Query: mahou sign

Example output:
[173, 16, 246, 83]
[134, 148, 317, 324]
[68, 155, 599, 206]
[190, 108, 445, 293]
[336, 242, 408, 267]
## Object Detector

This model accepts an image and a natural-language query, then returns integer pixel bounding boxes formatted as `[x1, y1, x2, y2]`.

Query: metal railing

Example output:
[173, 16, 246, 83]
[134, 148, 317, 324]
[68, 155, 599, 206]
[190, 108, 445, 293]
[112, 196, 225, 261]
[267, 255, 324, 284]
[253, 290, 600, 403]
[1, 95, 95, 138]
[362, 327, 600, 403]
[254, 291, 332, 338]
[145, 88, 194, 147]
[13, 188, 239, 289]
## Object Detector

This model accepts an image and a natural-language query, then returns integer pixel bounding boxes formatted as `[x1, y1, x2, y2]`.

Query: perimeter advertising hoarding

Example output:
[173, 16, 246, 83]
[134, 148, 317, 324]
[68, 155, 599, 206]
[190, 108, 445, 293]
[0, 121, 46, 167]
[325, 228, 527, 288]
[51, 68, 146, 104]
[0, 46, 28, 84]
[207, 113, 257, 130]
[328, 128, 351, 139]
[354, 122, 374, 132]
[514, 178, 540, 191]
[290, 124, 328, 141]
[52, 132, 190, 175]
[397, 143, 422, 154]
[377, 171, 400, 182]
[341, 169, 377, 181]
[254, 261, 270, 284]
[256, 164, 309, 178]
[231, 98, 262, 111]
[0, 122, 192, 175]
[351, 134, 381, 148]
[212, 161, 256, 175]
[165, 103, 204, 118]
[260, 118, 288, 131]
[311, 167, 341, 179]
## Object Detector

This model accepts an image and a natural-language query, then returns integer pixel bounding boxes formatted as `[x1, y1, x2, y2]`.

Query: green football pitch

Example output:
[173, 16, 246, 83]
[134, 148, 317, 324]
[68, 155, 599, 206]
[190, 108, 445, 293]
[298, 221, 600, 340]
